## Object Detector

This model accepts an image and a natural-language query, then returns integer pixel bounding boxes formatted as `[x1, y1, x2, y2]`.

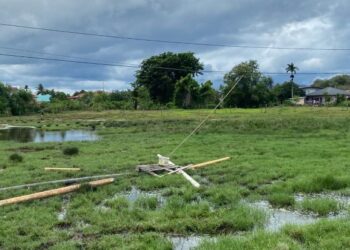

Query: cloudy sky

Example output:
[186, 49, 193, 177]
[0, 0, 349, 93]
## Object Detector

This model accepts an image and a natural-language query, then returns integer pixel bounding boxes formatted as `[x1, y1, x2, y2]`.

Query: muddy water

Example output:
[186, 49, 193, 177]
[0, 127, 99, 143]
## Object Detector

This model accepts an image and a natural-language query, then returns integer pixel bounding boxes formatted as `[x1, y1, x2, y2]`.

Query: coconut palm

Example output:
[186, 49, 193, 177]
[285, 63, 299, 99]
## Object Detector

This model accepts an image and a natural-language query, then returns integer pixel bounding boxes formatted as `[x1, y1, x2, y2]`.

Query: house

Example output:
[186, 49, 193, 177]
[301, 86, 322, 95]
[36, 94, 51, 103]
[68, 93, 85, 100]
[304, 87, 350, 105]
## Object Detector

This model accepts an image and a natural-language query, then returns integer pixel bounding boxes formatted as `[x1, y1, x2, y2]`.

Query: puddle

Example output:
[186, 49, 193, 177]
[249, 197, 349, 231]
[57, 196, 70, 221]
[251, 200, 317, 231]
[0, 127, 99, 143]
[97, 186, 166, 212]
[295, 193, 350, 205]
[124, 186, 165, 204]
[169, 236, 216, 250]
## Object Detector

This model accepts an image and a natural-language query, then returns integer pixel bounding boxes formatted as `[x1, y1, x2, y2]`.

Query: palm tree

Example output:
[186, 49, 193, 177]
[285, 63, 299, 99]
[36, 84, 44, 95]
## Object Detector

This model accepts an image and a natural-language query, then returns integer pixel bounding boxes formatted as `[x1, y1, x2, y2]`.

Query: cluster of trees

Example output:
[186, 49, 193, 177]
[312, 75, 350, 89]
[0, 83, 37, 115]
[0, 51, 316, 116]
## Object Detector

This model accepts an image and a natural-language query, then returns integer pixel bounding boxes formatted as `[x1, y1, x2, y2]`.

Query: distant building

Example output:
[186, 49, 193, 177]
[301, 86, 322, 95]
[304, 87, 350, 105]
[36, 94, 51, 103]
[68, 93, 85, 100]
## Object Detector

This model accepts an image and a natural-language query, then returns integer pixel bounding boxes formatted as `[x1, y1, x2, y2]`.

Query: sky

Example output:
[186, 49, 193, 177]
[0, 0, 349, 93]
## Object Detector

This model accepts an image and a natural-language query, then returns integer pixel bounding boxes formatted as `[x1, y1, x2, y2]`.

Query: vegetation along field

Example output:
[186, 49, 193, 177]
[1, 107, 350, 249]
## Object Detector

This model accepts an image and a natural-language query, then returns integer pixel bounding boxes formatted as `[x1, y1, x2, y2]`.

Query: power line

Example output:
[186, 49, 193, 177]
[0, 22, 349, 52]
[0, 52, 349, 76]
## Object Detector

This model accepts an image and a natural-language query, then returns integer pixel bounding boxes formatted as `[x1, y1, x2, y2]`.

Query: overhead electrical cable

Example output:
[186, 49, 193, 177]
[0, 52, 348, 75]
[0, 22, 349, 52]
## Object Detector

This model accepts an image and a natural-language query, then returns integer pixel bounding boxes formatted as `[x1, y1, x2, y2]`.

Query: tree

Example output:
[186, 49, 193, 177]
[24, 85, 29, 92]
[273, 81, 304, 103]
[174, 74, 200, 108]
[135, 52, 204, 104]
[198, 80, 218, 107]
[222, 60, 274, 108]
[312, 75, 350, 89]
[285, 63, 299, 99]
[36, 84, 45, 95]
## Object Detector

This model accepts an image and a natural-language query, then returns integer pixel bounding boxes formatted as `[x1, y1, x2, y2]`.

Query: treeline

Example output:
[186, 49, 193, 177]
[0, 52, 311, 116]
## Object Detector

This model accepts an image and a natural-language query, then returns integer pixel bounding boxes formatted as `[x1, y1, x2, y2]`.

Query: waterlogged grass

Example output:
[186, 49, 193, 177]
[1, 107, 350, 248]
[300, 198, 340, 216]
[198, 219, 350, 249]
[267, 193, 295, 208]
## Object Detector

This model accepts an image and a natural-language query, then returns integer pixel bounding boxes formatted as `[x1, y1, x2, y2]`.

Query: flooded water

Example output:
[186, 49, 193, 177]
[0, 127, 99, 143]
[170, 236, 203, 250]
[249, 195, 349, 231]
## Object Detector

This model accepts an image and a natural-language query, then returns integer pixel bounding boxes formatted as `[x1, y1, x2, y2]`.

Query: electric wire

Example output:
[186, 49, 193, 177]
[0, 22, 349, 52]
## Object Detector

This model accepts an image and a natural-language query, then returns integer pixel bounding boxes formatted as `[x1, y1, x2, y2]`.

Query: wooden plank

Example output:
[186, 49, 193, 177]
[0, 178, 114, 206]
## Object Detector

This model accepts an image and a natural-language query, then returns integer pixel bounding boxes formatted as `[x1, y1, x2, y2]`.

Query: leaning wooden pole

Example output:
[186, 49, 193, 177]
[0, 178, 114, 207]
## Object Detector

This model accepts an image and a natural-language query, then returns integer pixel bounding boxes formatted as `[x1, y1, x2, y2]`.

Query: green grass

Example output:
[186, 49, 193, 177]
[1, 107, 350, 248]
[300, 198, 340, 216]
[267, 193, 295, 208]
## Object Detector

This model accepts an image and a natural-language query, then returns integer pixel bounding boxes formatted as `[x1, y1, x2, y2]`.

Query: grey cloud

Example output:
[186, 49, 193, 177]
[0, 0, 349, 91]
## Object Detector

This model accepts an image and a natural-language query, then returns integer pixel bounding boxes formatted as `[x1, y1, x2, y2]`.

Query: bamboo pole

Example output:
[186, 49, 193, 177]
[45, 167, 81, 172]
[190, 157, 230, 169]
[0, 178, 114, 206]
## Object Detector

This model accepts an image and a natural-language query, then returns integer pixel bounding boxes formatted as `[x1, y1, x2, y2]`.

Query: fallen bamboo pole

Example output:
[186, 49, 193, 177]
[45, 167, 81, 172]
[0, 178, 114, 206]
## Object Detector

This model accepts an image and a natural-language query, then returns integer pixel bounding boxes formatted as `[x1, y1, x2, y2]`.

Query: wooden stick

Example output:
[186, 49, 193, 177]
[45, 167, 81, 172]
[0, 178, 114, 206]
[190, 157, 230, 169]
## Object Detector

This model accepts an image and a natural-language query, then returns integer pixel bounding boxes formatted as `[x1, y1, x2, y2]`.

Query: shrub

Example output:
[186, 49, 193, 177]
[9, 153, 23, 162]
[63, 147, 79, 156]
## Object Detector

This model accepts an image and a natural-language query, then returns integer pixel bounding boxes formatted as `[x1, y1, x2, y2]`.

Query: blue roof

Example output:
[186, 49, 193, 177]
[36, 94, 51, 102]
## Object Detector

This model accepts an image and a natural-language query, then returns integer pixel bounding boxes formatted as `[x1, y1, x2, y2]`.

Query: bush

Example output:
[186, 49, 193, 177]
[9, 153, 23, 162]
[63, 147, 79, 156]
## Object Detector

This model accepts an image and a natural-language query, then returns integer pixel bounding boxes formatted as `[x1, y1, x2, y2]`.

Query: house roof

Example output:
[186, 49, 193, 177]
[306, 87, 350, 96]
[301, 86, 321, 90]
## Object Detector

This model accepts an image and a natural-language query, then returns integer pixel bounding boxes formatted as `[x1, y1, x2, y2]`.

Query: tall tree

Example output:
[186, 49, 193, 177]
[222, 60, 274, 108]
[285, 63, 299, 99]
[174, 74, 200, 108]
[135, 52, 203, 104]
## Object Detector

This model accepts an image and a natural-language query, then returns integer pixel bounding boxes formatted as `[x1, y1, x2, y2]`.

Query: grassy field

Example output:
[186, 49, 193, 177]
[1, 107, 350, 249]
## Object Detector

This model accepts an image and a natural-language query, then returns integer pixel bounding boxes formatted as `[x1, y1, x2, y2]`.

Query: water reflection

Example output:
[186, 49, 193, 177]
[0, 127, 99, 143]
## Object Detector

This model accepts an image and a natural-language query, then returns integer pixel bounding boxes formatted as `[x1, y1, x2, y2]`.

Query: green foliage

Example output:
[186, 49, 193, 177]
[312, 75, 350, 89]
[9, 153, 23, 162]
[300, 198, 339, 216]
[135, 52, 204, 104]
[273, 81, 305, 102]
[174, 74, 200, 108]
[267, 193, 295, 208]
[222, 60, 274, 107]
[62, 147, 79, 156]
